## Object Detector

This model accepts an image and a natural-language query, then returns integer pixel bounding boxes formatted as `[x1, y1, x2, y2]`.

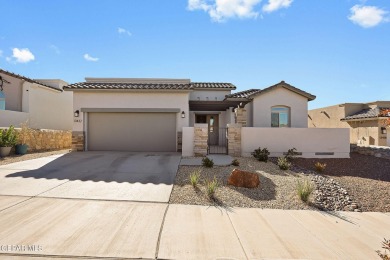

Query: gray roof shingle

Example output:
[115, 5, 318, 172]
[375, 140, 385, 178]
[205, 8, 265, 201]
[341, 107, 390, 120]
[0, 68, 63, 92]
[64, 81, 236, 91]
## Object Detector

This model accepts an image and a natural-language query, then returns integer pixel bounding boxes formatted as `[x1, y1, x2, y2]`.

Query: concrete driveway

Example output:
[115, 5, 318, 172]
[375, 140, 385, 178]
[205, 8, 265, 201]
[0, 152, 181, 202]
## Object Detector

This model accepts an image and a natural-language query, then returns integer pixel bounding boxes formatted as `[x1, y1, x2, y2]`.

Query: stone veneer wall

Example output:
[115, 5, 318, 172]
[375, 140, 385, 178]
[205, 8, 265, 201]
[15, 128, 71, 152]
[228, 124, 242, 157]
[351, 144, 390, 160]
[194, 124, 208, 156]
[72, 131, 85, 151]
[177, 131, 182, 152]
[235, 108, 247, 127]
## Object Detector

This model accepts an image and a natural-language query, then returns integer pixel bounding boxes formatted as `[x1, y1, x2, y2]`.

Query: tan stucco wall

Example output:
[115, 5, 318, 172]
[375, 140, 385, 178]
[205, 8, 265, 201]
[241, 127, 350, 158]
[309, 104, 386, 146]
[72, 91, 190, 132]
[0, 72, 72, 130]
[28, 83, 73, 130]
[252, 88, 309, 128]
[308, 105, 351, 128]
[0, 72, 23, 111]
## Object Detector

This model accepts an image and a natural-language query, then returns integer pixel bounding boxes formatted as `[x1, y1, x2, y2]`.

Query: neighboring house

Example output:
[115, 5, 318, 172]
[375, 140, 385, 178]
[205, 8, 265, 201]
[64, 78, 349, 158]
[308, 101, 390, 146]
[0, 69, 73, 130]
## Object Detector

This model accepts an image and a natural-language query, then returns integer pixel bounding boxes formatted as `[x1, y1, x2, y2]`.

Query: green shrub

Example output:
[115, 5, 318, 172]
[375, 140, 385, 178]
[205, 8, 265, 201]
[314, 162, 327, 173]
[285, 148, 299, 162]
[202, 157, 214, 168]
[376, 238, 390, 260]
[277, 157, 291, 170]
[251, 147, 270, 162]
[231, 159, 240, 166]
[0, 125, 17, 147]
[296, 179, 314, 203]
[205, 177, 219, 199]
[189, 169, 201, 187]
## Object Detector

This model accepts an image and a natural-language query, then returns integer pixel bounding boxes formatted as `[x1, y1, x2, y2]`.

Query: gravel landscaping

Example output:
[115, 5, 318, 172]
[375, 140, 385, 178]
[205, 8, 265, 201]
[169, 157, 316, 210]
[293, 153, 390, 213]
[0, 149, 71, 166]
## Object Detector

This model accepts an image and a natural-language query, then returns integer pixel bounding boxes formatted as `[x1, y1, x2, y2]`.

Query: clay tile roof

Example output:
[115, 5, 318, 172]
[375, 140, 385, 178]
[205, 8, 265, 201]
[0, 68, 62, 92]
[225, 89, 261, 99]
[63, 82, 192, 90]
[64, 81, 237, 91]
[190, 82, 236, 90]
[225, 81, 316, 101]
[341, 107, 390, 121]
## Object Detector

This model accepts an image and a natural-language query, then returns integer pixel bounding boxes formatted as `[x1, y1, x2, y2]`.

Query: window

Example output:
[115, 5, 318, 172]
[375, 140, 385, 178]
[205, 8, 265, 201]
[0, 91, 5, 110]
[271, 106, 290, 127]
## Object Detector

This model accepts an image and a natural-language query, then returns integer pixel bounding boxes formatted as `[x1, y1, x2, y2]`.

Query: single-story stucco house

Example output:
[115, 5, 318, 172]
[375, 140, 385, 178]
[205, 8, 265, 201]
[0, 69, 73, 130]
[64, 78, 350, 158]
[309, 101, 390, 147]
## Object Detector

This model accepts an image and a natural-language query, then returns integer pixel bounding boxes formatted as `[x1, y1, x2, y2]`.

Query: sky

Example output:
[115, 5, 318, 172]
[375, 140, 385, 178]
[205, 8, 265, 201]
[0, 0, 389, 109]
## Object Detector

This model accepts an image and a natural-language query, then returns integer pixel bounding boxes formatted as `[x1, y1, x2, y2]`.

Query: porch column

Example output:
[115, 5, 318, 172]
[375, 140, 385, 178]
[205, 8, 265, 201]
[72, 131, 85, 151]
[228, 124, 242, 157]
[235, 107, 247, 127]
[194, 124, 208, 156]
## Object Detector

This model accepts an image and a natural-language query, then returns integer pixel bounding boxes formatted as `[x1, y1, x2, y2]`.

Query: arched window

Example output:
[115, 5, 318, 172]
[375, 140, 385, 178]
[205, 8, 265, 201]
[271, 106, 290, 127]
[0, 91, 5, 110]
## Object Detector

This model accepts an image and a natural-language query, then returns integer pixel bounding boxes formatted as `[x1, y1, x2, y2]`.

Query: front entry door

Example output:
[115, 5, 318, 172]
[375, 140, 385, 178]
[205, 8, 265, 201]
[207, 115, 219, 145]
[195, 114, 219, 145]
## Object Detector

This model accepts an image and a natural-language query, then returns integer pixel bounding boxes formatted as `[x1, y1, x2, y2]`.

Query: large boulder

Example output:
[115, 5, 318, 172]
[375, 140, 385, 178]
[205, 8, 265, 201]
[227, 169, 260, 188]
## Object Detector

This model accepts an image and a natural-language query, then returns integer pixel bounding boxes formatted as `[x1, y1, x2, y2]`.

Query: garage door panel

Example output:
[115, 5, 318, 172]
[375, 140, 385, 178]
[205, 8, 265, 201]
[88, 113, 176, 152]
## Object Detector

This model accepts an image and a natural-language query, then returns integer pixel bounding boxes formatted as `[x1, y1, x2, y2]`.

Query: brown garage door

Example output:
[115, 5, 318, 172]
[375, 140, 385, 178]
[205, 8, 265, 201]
[87, 112, 176, 152]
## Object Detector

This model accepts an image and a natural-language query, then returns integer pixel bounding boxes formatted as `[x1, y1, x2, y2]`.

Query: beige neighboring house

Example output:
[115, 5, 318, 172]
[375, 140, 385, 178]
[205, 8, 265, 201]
[0, 69, 73, 130]
[308, 101, 390, 146]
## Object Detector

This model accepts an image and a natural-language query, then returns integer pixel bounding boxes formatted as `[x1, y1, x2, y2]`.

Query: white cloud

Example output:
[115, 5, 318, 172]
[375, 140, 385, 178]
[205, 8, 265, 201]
[348, 5, 388, 28]
[262, 0, 293, 13]
[118, 27, 132, 36]
[7, 48, 35, 63]
[83, 53, 99, 62]
[188, 0, 262, 22]
[49, 44, 60, 54]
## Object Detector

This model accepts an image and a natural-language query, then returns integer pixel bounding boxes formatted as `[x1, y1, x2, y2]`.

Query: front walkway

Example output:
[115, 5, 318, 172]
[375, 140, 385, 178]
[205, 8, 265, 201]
[0, 196, 388, 259]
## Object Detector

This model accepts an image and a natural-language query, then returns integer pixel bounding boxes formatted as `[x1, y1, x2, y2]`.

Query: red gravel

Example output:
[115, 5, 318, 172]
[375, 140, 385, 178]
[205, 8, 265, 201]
[294, 153, 390, 212]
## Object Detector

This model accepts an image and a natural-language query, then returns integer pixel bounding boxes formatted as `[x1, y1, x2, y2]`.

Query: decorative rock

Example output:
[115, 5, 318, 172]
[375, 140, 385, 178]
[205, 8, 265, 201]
[227, 169, 260, 188]
[309, 174, 361, 212]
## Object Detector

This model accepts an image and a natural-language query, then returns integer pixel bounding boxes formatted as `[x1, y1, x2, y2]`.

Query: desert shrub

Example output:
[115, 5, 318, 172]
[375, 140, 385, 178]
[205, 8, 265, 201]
[314, 162, 327, 173]
[277, 157, 291, 170]
[251, 147, 270, 162]
[0, 125, 17, 147]
[231, 159, 240, 166]
[296, 179, 314, 202]
[205, 177, 219, 199]
[285, 148, 299, 162]
[202, 157, 214, 168]
[189, 169, 201, 187]
[377, 238, 390, 260]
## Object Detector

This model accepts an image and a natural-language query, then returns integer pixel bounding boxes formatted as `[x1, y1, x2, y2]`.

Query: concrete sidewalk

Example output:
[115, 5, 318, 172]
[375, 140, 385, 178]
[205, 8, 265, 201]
[0, 196, 389, 259]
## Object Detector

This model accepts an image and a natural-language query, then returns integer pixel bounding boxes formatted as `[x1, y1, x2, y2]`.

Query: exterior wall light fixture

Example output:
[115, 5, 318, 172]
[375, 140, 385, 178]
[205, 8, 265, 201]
[74, 110, 80, 117]
[181, 111, 185, 118]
